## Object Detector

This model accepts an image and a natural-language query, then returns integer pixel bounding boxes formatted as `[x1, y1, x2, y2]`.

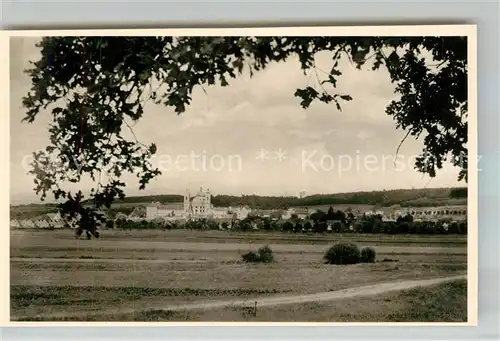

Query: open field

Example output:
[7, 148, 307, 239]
[174, 278, 468, 323]
[10, 229, 467, 322]
[142, 278, 467, 322]
[13, 276, 466, 322]
[12, 228, 468, 246]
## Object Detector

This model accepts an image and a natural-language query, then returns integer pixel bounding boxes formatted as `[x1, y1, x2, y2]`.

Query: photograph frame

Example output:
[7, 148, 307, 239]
[1, 1, 498, 340]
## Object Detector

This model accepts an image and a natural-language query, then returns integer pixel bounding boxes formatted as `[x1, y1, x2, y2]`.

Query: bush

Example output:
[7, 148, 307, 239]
[360, 247, 376, 263]
[241, 245, 274, 263]
[258, 245, 274, 263]
[324, 242, 361, 265]
[241, 251, 260, 263]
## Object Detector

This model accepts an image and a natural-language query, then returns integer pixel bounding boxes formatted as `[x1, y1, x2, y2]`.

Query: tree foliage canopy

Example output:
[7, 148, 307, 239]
[22, 36, 468, 232]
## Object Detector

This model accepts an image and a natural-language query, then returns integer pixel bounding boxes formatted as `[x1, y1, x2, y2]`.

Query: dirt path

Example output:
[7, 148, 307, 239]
[11, 274, 466, 321]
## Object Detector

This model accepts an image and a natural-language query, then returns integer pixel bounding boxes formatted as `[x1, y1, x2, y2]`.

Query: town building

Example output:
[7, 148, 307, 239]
[294, 207, 309, 219]
[145, 187, 239, 221]
[185, 187, 213, 219]
[251, 209, 275, 218]
[32, 215, 49, 228]
[408, 205, 467, 222]
[230, 206, 251, 220]
[146, 202, 184, 220]
[212, 207, 233, 219]
[281, 208, 295, 220]
[21, 219, 35, 228]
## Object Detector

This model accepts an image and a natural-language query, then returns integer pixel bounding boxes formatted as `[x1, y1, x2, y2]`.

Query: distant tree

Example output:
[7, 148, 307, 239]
[304, 221, 313, 231]
[332, 221, 342, 233]
[333, 210, 347, 223]
[207, 220, 218, 230]
[458, 221, 467, 234]
[365, 214, 385, 233]
[396, 214, 414, 224]
[238, 219, 251, 231]
[425, 222, 437, 234]
[315, 221, 327, 234]
[294, 222, 304, 233]
[104, 219, 114, 229]
[352, 222, 363, 233]
[393, 221, 407, 234]
[152, 217, 165, 229]
[261, 217, 272, 230]
[310, 210, 327, 222]
[270, 220, 279, 231]
[450, 187, 467, 198]
[346, 212, 355, 224]
[281, 221, 294, 232]
[114, 217, 126, 229]
[326, 206, 335, 220]
[447, 221, 462, 234]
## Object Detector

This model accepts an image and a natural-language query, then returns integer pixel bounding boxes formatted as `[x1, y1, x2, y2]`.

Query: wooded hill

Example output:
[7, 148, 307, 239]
[11, 187, 467, 219]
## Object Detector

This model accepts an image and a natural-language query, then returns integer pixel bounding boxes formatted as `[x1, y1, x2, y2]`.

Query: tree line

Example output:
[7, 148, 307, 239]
[112, 206, 467, 235]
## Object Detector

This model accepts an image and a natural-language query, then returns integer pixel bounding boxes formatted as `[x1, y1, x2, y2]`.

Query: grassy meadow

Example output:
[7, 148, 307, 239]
[10, 228, 467, 322]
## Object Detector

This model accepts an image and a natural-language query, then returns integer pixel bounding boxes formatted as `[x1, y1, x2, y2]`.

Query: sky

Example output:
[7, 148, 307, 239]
[9, 37, 463, 205]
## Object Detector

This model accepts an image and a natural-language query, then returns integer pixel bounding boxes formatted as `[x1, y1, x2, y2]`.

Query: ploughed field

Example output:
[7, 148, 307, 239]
[10, 229, 467, 321]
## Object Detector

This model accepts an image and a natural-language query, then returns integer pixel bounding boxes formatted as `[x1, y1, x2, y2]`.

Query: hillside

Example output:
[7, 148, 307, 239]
[10, 187, 467, 218]
[213, 187, 467, 209]
[110, 187, 467, 209]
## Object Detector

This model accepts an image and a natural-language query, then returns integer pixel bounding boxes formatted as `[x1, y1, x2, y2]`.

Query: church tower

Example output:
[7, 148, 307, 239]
[206, 188, 211, 208]
[184, 189, 191, 215]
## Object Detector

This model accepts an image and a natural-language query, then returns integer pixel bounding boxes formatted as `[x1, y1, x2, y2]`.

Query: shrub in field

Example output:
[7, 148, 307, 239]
[241, 245, 275, 263]
[241, 251, 260, 263]
[324, 242, 361, 265]
[360, 247, 376, 263]
[257, 245, 274, 263]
